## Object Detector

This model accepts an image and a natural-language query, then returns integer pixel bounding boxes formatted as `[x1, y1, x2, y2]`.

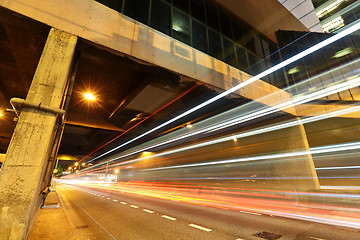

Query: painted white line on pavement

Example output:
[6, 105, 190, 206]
[120, 202, 127, 204]
[189, 224, 212, 232]
[73, 201, 117, 240]
[106, 198, 111, 200]
[130, 205, 139, 208]
[239, 210, 261, 216]
[309, 237, 326, 240]
[143, 209, 154, 213]
[113, 199, 118, 202]
[161, 215, 176, 221]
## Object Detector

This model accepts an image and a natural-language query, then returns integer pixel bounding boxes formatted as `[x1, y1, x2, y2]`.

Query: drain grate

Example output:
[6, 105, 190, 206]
[75, 225, 88, 229]
[253, 231, 281, 240]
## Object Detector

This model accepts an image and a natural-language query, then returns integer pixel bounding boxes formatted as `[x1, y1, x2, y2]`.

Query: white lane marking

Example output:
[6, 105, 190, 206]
[73, 201, 117, 240]
[106, 198, 111, 200]
[101, 196, 105, 198]
[161, 215, 176, 221]
[235, 239, 244, 240]
[239, 210, 261, 216]
[189, 224, 212, 232]
[130, 205, 139, 208]
[143, 209, 154, 213]
[120, 202, 127, 205]
[113, 199, 118, 202]
[309, 237, 326, 240]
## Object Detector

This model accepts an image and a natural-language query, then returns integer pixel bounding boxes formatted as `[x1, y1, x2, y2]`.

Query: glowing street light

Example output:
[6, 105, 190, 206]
[0, 112, 2, 117]
[186, 123, 192, 129]
[232, 137, 238, 142]
[68, 167, 72, 170]
[82, 163, 85, 166]
[74, 162, 79, 166]
[114, 169, 119, 173]
[84, 92, 95, 101]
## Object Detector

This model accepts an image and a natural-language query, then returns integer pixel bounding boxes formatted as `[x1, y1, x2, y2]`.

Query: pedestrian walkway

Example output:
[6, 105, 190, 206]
[27, 190, 76, 240]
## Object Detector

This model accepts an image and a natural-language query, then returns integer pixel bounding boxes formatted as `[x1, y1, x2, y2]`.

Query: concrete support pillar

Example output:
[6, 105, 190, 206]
[277, 118, 320, 190]
[0, 28, 77, 240]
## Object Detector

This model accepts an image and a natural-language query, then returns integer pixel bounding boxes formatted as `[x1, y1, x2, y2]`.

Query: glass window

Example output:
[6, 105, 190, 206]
[206, 1, 219, 31]
[150, 0, 171, 35]
[124, 0, 150, 25]
[245, 33, 256, 54]
[232, 18, 245, 46]
[95, 0, 123, 12]
[172, 9, 191, 45]
[254, 35, 264, 58]
[248, 52, 261, 75]
[208, 28, 223, 60]
[173, 0, 190, 13]
[192, 20, 208, 54]
[262, 39, 270, 58]
[191, 0, 205, 22]
[222, 37, 237, 67]
[219, 11, 232, 40]
[236, 44, 249, 71]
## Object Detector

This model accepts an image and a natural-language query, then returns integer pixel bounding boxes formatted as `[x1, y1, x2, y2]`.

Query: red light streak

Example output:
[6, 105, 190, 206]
[79, 82, 202, 164]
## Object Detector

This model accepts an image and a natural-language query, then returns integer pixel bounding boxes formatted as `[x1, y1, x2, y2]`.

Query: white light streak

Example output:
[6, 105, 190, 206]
[144, 141, 360, 172]
[316, 166, 360, 170]
[86, 21, 360, 164]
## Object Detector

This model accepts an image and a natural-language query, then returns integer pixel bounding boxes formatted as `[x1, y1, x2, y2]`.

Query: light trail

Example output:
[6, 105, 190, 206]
[80, 82, 202, 163]
[316, 166, 360, 170]
[90, 103, 360, 172]
[142, 141, 360, 171]
[85, 21, 360, 164]
[59, 180, 360, 230]
[80, 60, 360, 173]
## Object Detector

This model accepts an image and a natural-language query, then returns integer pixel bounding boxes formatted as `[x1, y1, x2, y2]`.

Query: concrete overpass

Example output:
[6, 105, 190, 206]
[0, 0, 360, 239]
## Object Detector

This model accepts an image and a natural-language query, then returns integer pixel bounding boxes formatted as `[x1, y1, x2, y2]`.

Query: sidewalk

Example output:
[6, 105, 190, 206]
[27, 190, 76, 240]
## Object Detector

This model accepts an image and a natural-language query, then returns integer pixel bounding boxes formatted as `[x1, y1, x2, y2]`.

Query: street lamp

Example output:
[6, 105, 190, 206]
[84, 92, 95, 101]
[115, 169, 119, 174]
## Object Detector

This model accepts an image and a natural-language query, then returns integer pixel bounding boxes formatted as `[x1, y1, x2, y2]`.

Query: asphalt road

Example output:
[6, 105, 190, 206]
[56, 182, 360, 240]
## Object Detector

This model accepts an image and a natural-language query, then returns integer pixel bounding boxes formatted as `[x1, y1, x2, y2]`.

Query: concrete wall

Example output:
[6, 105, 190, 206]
[0, 153, 4, 163]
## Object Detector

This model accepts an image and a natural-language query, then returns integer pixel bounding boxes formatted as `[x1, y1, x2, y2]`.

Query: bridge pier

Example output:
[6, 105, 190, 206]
[0, 28, 77, 240]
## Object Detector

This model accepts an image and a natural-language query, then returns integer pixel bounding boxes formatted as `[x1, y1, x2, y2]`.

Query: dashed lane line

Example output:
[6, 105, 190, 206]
[130, 205, 139, 208]
[120, 202, 127, 205]
[239, 210, 261, 216]
[113, 199, 118, 202]
[189, 224, 212, 232]
[161, 215, 177, 221]
[143, 209, 154, 213]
